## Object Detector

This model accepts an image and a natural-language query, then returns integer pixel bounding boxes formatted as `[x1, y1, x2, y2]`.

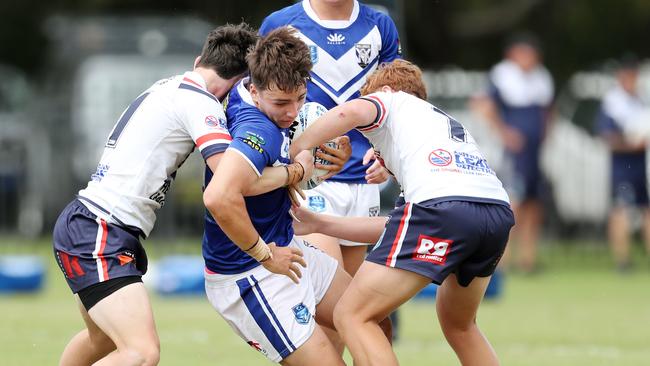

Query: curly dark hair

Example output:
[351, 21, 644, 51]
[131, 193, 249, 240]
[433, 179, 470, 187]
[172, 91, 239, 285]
[197, 22, 258, 79]
[247, 27, 312, 92]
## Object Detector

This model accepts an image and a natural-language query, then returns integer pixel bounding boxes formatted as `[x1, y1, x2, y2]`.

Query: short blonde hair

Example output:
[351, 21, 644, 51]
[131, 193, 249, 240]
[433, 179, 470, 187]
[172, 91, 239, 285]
[360, 59, 427, 100]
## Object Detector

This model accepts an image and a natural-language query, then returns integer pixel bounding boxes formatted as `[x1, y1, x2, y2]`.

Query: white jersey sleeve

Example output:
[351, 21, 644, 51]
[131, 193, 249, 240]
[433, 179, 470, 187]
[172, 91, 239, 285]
[358, 91, 510, 206]
[176, 79, 232, 160]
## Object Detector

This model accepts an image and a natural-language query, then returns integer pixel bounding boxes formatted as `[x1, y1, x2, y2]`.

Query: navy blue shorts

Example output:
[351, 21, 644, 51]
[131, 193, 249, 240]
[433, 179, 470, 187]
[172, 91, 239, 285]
[52, 199, 148, 293]
[366, 199, 514, 287]
[611, 173, 649, 207]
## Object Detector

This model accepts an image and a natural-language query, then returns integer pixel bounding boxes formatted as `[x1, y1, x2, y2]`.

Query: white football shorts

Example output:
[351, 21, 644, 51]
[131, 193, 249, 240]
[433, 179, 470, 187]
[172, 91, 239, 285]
[204, 237, 338, 363]
[300, 181, 380, 246]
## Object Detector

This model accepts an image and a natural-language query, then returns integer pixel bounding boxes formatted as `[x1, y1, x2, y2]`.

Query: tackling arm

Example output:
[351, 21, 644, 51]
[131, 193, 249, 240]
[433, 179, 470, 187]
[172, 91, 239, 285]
[289, 99, 377, 160]
[292, 206, 387, 244]
[205, 153, 308, 197]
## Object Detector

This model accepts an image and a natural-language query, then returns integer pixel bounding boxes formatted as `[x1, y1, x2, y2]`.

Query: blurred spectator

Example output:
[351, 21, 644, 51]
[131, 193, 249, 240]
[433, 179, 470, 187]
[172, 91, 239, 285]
[595, 56, 650, 272]
[472, 33, 554, 273]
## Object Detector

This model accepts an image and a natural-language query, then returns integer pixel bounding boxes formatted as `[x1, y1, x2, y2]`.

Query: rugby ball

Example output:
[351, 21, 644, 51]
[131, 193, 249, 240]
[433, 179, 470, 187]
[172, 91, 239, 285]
[289, 102, 336, 190]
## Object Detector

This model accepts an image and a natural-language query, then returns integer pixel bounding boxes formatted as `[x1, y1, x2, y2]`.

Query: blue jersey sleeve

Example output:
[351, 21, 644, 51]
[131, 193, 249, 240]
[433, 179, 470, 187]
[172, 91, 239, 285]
[259, 16, 275, 36]
[377, 13, 401, 62]
[228, 120, 282, 176]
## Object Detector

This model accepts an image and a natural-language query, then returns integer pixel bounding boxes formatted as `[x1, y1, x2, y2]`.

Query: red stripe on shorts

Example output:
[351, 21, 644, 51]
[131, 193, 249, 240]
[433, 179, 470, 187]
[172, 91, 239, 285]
[385, 202, 411, 266]
[99, 219, 110, 281]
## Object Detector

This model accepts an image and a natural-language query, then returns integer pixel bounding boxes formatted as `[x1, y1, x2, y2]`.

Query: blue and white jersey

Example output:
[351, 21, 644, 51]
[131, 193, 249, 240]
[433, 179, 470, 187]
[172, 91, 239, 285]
[78, 71, 231, 237]
[488, 60, 553, 147]
[202, 84, 294, 274]
[260, 0, 401, 183]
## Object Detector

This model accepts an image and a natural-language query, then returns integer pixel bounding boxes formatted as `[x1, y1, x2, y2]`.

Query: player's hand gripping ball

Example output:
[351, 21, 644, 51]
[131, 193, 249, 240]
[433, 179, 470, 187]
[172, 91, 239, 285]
[289, 102, 337, 190]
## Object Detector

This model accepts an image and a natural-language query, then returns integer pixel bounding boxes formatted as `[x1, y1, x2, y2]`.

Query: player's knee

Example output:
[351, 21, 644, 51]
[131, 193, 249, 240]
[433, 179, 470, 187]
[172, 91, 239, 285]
[332, 301, 355, 334]
[439, 314, 477, 338]
[121, 343, 160, 366]
[332, 303, 346, 333]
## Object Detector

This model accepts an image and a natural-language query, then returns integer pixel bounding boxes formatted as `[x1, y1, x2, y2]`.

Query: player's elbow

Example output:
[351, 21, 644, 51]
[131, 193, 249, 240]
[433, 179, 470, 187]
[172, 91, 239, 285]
[203, 184, 233, 220]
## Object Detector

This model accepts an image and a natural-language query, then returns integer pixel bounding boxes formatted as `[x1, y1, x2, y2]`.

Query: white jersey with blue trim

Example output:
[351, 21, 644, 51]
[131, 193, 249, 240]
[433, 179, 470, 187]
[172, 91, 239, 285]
[358, 91, 510, 206]
[488, 60, 553, 143]
[78, 71, 231, 237]
[260, 0, 401, 182]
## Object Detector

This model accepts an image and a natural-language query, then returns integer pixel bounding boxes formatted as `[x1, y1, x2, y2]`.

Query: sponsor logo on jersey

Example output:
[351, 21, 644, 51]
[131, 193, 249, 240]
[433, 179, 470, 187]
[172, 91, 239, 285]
[309, 45, 319, 64]
[292, 303, 311, 325]
[355, 43, 372, 68]
[247, 340, 268, 356]
[369, 206, 380, 217]
[243, 132, 266, 154]
[308, 196, 326, 212]
[327, 33, 346, 45]
[90, 164, 110, 182]
[205, 115, 226, 129]
[413, 235, 452, 265]
[428, 149, 453, 166]
[454, 151, 493, 174]
[150, 177, 172, 206]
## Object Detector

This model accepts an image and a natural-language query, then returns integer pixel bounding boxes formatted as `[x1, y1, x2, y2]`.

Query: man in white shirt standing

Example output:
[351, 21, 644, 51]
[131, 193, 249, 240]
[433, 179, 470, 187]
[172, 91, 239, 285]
[473, 34, 554, 274]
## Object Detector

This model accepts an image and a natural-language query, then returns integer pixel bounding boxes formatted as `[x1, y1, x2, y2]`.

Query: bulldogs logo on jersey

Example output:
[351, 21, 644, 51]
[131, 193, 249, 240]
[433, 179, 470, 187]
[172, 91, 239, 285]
[292, 303, 311, 325]
[355, 43, 372, 68]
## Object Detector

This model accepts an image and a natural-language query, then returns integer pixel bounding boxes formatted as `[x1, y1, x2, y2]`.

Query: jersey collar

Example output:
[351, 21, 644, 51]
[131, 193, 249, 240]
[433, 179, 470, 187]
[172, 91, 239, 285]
[302, 0, 360, 29]
[182, 71, 208, 90]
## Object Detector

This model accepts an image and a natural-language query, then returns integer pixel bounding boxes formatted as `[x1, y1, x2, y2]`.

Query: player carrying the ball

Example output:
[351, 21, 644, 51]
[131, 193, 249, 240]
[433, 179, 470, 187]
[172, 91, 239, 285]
[201, 27, 389, 365]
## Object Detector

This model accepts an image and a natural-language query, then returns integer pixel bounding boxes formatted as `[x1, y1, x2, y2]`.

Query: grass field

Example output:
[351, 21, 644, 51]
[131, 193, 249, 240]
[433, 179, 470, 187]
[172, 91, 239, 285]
[1, 238, 649, 365]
